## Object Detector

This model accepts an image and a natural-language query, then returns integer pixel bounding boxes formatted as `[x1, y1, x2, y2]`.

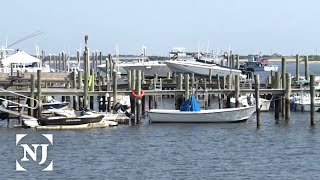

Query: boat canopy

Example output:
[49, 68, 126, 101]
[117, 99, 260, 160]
[1, 51, 41, 66]
[180, 95, 201, 112]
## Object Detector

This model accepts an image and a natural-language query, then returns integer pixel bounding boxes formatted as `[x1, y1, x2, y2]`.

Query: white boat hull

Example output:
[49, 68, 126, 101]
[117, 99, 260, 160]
[148, 106, 255, 123]
[121, 64, 170, 77]
[165, 61, 242, 77]
[97, 62, 170, 77]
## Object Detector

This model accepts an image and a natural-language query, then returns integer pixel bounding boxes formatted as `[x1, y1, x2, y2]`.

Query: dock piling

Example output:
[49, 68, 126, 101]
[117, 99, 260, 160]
[255, 74, 261, 127]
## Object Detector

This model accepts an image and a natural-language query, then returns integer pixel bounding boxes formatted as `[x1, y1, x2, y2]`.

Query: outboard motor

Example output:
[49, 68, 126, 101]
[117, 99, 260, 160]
[114, 102, 133, 118]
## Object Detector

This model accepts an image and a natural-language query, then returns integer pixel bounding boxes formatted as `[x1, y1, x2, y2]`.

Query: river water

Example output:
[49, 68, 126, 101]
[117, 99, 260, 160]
[1, 61, 320, 179]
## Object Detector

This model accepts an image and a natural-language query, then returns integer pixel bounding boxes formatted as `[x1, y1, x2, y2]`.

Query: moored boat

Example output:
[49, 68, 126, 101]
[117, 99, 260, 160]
[148, 96, 256, 123]
[37, 114, 104, 126]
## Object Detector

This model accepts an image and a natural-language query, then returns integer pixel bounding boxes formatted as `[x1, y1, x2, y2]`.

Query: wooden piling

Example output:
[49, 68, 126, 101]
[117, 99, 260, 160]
[285, 73, 291, 120]
[83, 35, 89, 108]
[99, 52, 102, 65]
[108, 54, 112, 78]
[235, 54, 239, 69]
[310, 75, 315, 126]
[235, 75, 240, 107]
[255, 75, 261, 127]
[136, 70, 142, 123]
[305, 55, 309, 80]
[281, 57, 286, 117]
[184, 74, 190, 100]
[112, 70, 118, 111]
[175, 73, 183, 110]
[62, 51, 65, 72]
[130, 70, 136, 123]
[58, 52, 61, 72]
[72, 71, 78, 110]
[226, 74, 231, 108]
[37, 70, 42, 118]
[296, 54, 300, 81]
[274, 72, 280, 120]
[191, 73, 195, 88]
[29, 74, 35, 117]
[216, 74, 221, 109]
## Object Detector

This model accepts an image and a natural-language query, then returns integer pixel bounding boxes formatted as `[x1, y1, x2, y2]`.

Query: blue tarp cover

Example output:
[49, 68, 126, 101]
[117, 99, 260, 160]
[180, 96, 201, 112]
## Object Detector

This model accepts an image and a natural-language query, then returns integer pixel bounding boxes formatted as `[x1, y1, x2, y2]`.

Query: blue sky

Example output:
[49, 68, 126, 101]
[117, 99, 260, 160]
[1, 0, 319, 56]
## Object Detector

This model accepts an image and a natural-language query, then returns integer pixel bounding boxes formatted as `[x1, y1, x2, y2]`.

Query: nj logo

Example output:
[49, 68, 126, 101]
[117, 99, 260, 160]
[16, 134, 53, 171]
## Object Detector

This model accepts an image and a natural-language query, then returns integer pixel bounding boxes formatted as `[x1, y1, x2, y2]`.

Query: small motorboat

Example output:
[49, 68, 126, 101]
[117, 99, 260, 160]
[148, 96, 256, 123]
[42, 96, 69, 112]
[37, 113, 105, 126]
[48, 108, 119, 126]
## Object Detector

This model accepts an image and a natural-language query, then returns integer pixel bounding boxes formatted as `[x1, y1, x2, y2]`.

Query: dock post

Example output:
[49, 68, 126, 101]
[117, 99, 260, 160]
[305, 55, 309, 80]
[58, 52, 61, 72]
[255, 74, 261, 127]
[105, 58, 109, 80]
[53, 54, 57, 71]
[77, 70, 83, 108]
[136, 70, 142, 123]
[83, 35, 89, 108]
[61, 51, 65, 72]
[216, 74, 221, 109]
[235, 54, 239, 69]
[296, 54, 300, 82]
[285, 73, 291, 120]
[235, 75, 240, 107]
[112, 70, 118, 111]
[48, 54, 51, 68]
[29, 74, 35, 117]
[191, 73, 195, 88]
[95, 51, 98, 71]
[310, 75, 315, 126]
[153, 74, 159, 107]
[37, 70, 42, 118]
[72, 71, 79, 110]
[77, 50, 80, 65]
[130, 70, 136, 124]
[108, 54, 112, 78]
[184, 74, 190, 100]
[274, 72, 280, 120]
[175, 73, 183, 110]
[89, 69, 94, 110]
[226, 74, 231, 108]
[281, 57, 286, 117]
[99, 52, 102, 65]
[231, 54, 235, 68]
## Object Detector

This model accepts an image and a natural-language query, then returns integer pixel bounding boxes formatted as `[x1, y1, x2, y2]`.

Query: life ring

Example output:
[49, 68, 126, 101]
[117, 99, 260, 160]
[132, 89, 145, 99]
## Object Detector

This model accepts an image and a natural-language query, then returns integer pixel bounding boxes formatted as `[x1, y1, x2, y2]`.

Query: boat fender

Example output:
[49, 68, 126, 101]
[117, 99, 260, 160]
[131, 89, 145, 99]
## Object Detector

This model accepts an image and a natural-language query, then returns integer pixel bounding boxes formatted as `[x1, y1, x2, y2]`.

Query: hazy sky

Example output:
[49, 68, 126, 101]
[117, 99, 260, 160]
[1, 0, 319, 56]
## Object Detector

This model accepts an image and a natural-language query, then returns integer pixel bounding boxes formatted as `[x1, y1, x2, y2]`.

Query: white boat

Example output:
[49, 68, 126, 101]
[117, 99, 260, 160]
[291, 94, 320, 112]
[230, 95, 271, 111]
[148, 95, 256, 123]
[165, 60, 243, 77]
[241, 54, 278, 72]
[118, 61, 170, 77]
[48, 108, 119, 126]
[0, 51, 52, 73]
[149, 106, 255, 123]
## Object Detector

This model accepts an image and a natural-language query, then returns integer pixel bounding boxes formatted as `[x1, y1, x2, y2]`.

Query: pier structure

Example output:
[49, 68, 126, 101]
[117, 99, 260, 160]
[0, 36, 318, 127]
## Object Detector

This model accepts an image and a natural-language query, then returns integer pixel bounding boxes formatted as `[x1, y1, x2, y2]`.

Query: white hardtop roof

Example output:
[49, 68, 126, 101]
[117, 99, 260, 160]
[1, 51, 41, 66]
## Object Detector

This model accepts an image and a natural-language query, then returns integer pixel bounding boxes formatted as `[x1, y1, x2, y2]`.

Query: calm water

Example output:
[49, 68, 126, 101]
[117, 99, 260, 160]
[1, 99, 320, 179]
[1, 62, 320, 179]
